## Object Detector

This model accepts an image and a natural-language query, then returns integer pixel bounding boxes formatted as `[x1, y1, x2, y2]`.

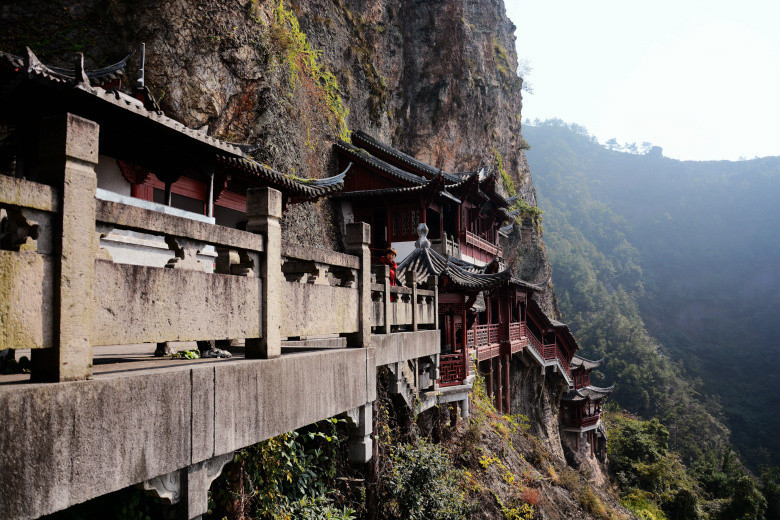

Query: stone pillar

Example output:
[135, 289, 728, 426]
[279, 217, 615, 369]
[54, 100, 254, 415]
[30, 113, 98, 382]
[345, 222, 371, 348]
[245, 188, 282, 359]
[406, 271, 418, 331]
[432, 279, 439, 330]
[378, 265, 391, 334]
[346, 402, 374, 463]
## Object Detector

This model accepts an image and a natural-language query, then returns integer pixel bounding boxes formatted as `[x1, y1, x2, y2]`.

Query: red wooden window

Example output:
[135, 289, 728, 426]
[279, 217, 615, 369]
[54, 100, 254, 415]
[389, 206, 422, 241]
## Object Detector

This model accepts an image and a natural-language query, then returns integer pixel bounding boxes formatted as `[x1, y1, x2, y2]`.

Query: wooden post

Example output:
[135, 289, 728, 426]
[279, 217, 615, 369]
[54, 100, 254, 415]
[486, 360, 493, 401]
[30, 113, 98, 381]
[164, 181, 173, 206]
[345, 222, 371, 348]
[503, 353, 511, 413]
[245, 187, 282, 358]
[496, 356, 503, 413]
[206, 169, 214, 218]
[461, 306, 468, 381]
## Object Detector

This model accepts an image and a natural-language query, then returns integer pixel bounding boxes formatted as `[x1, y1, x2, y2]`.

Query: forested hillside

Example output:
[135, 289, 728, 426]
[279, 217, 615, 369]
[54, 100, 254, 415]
[524, 118, 780, 471]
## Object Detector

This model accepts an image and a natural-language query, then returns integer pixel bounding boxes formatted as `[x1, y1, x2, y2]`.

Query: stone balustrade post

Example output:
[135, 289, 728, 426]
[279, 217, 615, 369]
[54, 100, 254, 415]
[345, 222, 371, 347]
[406, 271, 418, 331]
[30, 113, 98, 382]
[245, 188, 282, 359]
[376, 265, 391, 334]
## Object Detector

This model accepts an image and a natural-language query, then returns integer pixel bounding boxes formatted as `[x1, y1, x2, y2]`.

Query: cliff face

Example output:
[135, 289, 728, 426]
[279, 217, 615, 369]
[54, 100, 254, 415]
[0, 0, 594, 515]
[1, 0, 553, 308]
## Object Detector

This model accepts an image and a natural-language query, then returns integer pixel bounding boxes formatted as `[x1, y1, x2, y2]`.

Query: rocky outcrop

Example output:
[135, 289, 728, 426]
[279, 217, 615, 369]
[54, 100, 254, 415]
[1, 0, 552, 302]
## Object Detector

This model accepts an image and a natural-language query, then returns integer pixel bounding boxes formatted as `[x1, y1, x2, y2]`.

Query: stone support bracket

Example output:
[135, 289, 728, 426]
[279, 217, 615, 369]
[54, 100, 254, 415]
[140, 452, 234, 520]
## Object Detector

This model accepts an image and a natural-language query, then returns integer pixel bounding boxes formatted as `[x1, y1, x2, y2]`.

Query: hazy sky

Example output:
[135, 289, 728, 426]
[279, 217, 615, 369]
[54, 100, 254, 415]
[504, 0, 780, 161]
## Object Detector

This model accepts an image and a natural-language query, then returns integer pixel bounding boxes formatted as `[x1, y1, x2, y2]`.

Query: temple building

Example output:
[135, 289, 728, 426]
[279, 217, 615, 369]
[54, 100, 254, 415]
[561, 355, 614, 458]
[0, 47, 617, 519]
[0, 48, 345, 236]
[337, 132, 597, 416]
[334, 131, 517, 265]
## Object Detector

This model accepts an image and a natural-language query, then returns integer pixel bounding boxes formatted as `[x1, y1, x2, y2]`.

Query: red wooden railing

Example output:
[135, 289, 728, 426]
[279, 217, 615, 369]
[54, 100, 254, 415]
[464, 230, 502, 258]
[439, 352, 467, 387]
[562, 413, 600, 428]
[556, 348, 570, 375]
[527, 326, 543, 359]
[488, 324, 500, 344]
[543, 343, 556, 360]
[475, 325, 489, 347]
[509, 322, 522, 342]
[581, 415, 600, 427]
[467, 329, 475, 348]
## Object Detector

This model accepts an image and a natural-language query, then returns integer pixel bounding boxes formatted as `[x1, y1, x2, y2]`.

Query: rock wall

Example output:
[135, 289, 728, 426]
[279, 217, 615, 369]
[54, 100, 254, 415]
[1, 0, 554, 308]
[509, 355, 567, 461]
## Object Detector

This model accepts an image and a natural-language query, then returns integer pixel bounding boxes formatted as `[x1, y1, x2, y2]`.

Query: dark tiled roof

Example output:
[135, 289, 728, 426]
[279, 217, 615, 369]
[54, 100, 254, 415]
[351, 130, 467, 183]
[1, 48, 340, 202]
[1, 48, 243, 156]
[446, 252, 541, 292]
[1, 50, 129, 87]
[571, 355, 604, 371]
[529, 299, 579, 350]
[216, 155, 347, 199]
[396, 226, 511, 291]
[334, 140, 427, 185]
[335, 172, 445, 200]
[480, 170, 512, 208]
[562, 385, 615, 402]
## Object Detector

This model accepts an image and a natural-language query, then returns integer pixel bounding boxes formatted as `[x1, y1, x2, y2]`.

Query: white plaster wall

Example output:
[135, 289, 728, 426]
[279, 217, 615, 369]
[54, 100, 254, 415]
[95, 155, 131, 196]
[460, 252, 487, 267]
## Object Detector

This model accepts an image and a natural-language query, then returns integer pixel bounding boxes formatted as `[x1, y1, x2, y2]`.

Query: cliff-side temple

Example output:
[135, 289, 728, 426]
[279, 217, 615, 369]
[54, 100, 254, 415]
[0, 49, 612, 519]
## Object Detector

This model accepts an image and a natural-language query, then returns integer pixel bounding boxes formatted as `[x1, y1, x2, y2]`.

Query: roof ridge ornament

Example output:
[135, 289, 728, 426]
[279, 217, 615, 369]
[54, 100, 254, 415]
[415, 223, 430, 249]
[137, 43, 145, 88]
[73, 52, 89, 86]
[23, 47, 43, 75]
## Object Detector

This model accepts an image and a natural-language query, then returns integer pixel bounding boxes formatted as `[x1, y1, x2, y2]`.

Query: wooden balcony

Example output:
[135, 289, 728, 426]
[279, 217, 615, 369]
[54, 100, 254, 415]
[464, 230, 502, 257]
[563, 413, 601, 429]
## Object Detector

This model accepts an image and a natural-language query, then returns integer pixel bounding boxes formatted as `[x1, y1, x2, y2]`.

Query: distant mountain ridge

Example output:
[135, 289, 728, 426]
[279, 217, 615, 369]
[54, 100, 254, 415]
[524, 119, 780, 470]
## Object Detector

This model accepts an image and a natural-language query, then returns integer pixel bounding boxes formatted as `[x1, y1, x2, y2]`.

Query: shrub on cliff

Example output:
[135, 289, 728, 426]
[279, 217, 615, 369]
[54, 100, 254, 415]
[383, 438, 467, 520]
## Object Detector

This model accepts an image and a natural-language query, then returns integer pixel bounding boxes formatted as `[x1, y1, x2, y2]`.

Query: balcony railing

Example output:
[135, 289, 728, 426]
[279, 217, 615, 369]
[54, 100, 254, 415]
[562, 413, 601, 429]
[371, 267, 436, 333]
[475, 325, 489, 347]
[527, 327, 543, 359]
[488, 324, 500, 344]
[464, 230, 502, 258]
[509, 322, 522, 342]
[439, 352, 467, 387]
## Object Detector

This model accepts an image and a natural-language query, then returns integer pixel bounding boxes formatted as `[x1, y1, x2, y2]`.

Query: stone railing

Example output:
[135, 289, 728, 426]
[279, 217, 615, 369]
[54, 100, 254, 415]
[280, 241, 361, 339]
[430, 234, 460, 258]
[0, 114, 377, 381]
[370, 268, 437, 333]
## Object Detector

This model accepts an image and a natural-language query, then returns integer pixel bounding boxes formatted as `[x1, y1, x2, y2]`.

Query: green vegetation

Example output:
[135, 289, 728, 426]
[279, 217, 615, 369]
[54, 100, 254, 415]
[208, 418, 355, 520]
[607, 410, 772, 519]
[492, 149, 543, 228]
[524, 119, 780, 519]
[492, 38, 523, 93]
[265, 0, 350, 141]
[385, 439, 467, 520]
